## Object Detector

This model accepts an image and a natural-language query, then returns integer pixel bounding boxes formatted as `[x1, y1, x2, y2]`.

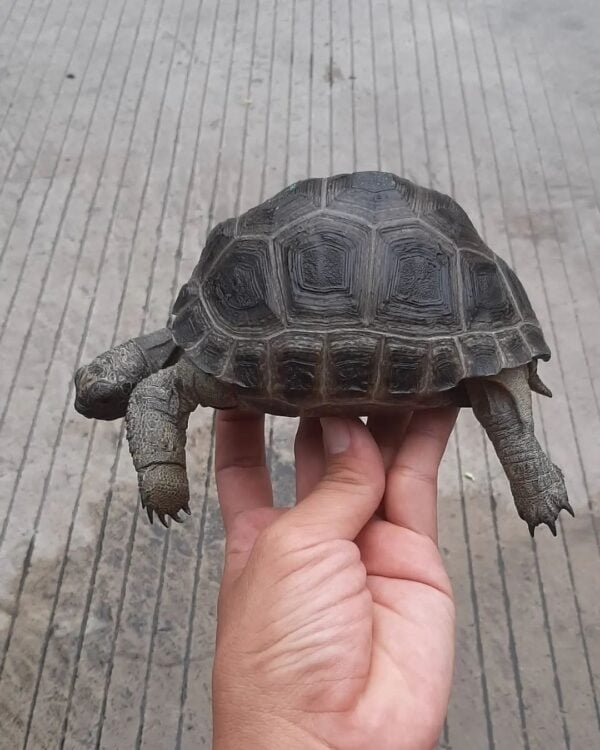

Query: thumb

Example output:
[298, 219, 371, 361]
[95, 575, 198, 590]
[281, 417, 385, 542]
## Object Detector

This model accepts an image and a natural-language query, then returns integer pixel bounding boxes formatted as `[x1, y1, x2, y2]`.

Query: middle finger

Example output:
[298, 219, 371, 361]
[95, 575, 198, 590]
[367, 411, 413, 471]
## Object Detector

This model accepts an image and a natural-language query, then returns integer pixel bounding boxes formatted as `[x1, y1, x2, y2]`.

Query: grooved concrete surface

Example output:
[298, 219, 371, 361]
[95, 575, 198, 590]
[0, 0, 599, 747]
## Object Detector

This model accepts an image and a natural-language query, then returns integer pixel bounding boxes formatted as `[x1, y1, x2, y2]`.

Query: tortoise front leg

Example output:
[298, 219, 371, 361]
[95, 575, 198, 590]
[125, 358, 237, 526]
[465, 366, 573, 536]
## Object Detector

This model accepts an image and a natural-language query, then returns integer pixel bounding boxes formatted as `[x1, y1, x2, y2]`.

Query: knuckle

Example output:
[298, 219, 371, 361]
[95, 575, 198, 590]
[388, 461, 437, 487]
[324, 461, 385, 497]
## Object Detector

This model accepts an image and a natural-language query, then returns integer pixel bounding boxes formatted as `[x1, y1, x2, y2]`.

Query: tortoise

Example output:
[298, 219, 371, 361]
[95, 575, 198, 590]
[74, 171, 572, 536]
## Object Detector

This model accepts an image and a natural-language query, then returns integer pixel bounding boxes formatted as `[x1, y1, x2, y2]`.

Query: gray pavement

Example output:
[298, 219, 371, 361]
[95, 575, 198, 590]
[0, 0, 599, 747]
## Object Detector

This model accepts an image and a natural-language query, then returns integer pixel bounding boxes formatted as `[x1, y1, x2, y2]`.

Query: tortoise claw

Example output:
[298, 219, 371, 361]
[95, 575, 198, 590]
[182, 503, 191, 516]
[528, 523, 535, 538]
[546, 520, 557, 537]
[143, 504, 188, 526]
[564, 501, 575, 518]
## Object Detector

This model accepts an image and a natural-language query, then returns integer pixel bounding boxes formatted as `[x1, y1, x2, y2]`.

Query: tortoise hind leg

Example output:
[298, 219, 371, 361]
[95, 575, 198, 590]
[465, 365, 573, 536]
[126, 358, 237, 525]
[74, 328, 178, 420]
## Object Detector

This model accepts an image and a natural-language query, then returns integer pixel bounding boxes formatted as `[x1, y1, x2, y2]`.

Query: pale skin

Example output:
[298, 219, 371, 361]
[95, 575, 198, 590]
[212, 407, 458, 750]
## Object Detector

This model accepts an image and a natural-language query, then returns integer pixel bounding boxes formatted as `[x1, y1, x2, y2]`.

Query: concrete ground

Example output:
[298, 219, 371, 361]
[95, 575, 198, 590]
[0, 0, 599, 747]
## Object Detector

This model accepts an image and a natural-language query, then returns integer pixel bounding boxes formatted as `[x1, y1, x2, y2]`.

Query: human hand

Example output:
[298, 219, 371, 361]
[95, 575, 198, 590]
[212, 408, 458, 750]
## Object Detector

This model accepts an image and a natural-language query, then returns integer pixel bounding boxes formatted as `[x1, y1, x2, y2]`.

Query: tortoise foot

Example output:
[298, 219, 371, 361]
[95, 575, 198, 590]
[517, 464, 574, 538]
[138, 464, 192, 527]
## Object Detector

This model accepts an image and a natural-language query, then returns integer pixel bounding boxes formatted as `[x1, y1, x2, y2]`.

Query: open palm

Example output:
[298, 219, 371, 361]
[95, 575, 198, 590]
[213, 409, 457, 750]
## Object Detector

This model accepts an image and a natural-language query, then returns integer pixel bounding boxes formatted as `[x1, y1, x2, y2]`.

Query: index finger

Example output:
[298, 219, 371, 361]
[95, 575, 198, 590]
[215, 409, 273, 533]
[384, 407, 458, 542]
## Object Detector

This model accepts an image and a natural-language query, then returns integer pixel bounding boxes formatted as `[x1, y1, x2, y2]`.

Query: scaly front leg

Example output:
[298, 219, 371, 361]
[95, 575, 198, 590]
[465, 366, 573, 536]
[125, 358, 237, 525]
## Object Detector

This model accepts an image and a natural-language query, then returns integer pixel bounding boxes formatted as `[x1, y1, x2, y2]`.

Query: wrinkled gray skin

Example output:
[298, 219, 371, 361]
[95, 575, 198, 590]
[465, 368, 572, 537]
[74, 328, 573, 535]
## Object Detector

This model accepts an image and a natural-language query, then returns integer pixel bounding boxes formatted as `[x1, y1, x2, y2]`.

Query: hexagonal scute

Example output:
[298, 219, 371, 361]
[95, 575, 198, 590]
[326, 171, 415, 224]
[461, 251, 519, 330]
[237, 178, 322, 236]
[373, 222, 461, 333]
[204, 238, 282, 333]
[276, 214, 370, 323]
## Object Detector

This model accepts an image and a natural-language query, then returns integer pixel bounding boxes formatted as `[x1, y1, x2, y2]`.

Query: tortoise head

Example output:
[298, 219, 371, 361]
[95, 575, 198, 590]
[74, 360, 132, 421]
[74, 332, 181, 421]
[73, 341, 151, 420]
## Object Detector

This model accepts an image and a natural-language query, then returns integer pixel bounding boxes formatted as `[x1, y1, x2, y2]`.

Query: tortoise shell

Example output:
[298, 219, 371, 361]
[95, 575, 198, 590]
[170, 172, 549, 410]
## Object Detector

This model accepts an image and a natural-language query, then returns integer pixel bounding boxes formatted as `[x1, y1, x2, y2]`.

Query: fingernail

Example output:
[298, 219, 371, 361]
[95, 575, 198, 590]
[320, 417, 351, 455]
